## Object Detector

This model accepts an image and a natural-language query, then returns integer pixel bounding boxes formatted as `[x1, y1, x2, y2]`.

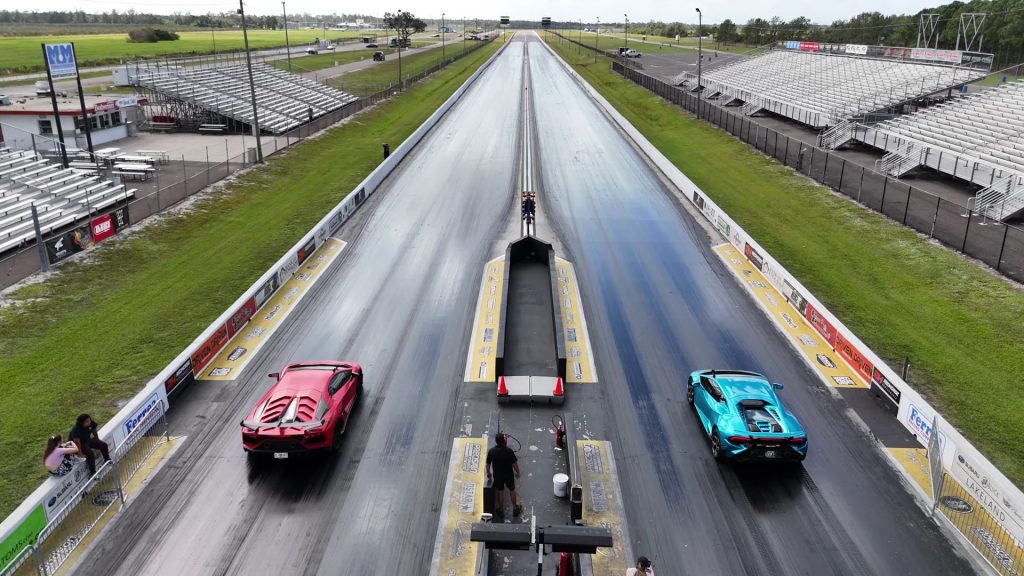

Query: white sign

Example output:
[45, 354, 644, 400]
[844, 44, 868, 55]
[910, 48, 962, 64]
[44, 43, 78, 79]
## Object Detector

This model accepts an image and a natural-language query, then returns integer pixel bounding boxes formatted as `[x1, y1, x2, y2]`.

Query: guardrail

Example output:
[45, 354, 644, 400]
[0, 34, 513, 574]
[541, 35, 1024, 576]
[1, 404, 169, 576]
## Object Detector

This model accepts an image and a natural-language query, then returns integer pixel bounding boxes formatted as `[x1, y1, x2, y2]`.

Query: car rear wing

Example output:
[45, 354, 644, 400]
[240, 419, 323, 430]
[700, 369, 766, 379]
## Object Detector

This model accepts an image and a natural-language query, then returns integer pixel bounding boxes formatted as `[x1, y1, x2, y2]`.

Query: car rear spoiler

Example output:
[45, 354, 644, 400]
[240, 419, 323, 430]
[701, 369, 766, 378]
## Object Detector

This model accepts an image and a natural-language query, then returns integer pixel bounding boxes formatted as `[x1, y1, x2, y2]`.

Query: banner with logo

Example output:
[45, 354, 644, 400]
[44, 43, 78, 79]
[164, 357, 195, 396]
[834, 332, 874, 384]
[960, 51, 994, 70]
[45, 225, 93, 264]
[0, 505, 45, 570]
[911, 48, 962, 64]
[91, 207, 130, 244]
[845, 44, 868, 55]
[799, 42, 820, 52]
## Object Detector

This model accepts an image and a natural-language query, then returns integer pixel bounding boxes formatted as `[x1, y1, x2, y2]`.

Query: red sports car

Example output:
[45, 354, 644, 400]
[241, 361, 362, 458]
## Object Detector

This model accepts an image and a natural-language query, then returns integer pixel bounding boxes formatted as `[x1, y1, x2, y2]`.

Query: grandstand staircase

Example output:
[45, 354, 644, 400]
[878, 142, 923, 178]
[740, 98, 763, 116]
[974, 174, 1024, 222]
[819, 120, 857, 149]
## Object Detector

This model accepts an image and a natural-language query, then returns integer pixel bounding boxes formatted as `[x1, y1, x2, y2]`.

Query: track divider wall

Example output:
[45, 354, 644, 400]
[538, 36, 1024, 576]
[0, 36, 514, 570]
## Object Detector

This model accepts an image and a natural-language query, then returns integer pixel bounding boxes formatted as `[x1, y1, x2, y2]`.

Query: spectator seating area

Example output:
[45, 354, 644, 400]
[0, 149, 137, 254]
[851, 80, 1024, 220]
[680, 49, 985, 128]
[134, 63, 358, 134]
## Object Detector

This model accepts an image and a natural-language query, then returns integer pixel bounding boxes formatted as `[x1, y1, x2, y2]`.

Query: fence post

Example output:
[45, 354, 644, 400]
[32, 543, 47, 576]
[113, 460, 127, 508]
[996, 226, 1008, 271]
[929, 198, 939, 238]
[822, 150, 829, 180]
[880, 176, 888, 208]
[904, 187, 913, 224]
[206, 146, 210, 187]
[784, 136, 790, 164]
[961, 213, 972, 252]
[162, 411, 171, 443]
[858, 167, 865, 202]
[225, 139, 229, 172]
[838, 159, 846, 192]
[182, 155, 188, 197]
[155, 167, 161, 211]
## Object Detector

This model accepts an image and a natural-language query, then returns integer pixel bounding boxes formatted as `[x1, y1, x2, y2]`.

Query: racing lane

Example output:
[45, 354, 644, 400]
[74, 41, 524, 575]
[526, 34, 973, 575]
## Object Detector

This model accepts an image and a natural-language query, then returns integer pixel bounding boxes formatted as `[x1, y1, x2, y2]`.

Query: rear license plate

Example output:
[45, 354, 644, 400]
[764, 450, 777, 458]
[274, 452, 289, 459]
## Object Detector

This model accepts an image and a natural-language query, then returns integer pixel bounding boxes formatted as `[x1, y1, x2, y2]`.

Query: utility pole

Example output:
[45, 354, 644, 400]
[696, 7, 703, 92]
[442, 12, 446, 61]
[463, 17, 466, 53]
[281, 1, 292, 72]
[595, 17, 600, 63]
[397, 8, 403, 85]
[238, 0, 264, 163]
[624, 14, 628, 50]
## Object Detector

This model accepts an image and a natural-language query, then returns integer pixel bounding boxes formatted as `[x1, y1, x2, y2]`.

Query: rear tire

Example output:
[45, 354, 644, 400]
[710, 427, 726, 462]
[332, 417, 346, 452]
[686, 379, 695, 407]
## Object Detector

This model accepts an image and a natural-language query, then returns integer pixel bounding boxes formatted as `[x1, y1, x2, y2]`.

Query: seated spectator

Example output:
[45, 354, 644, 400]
[43, 435, 80, 477]
[69, 414, 111, 475]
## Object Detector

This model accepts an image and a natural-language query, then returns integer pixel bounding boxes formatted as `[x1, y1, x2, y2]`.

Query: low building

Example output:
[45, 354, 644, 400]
[0, 94, 146, 151]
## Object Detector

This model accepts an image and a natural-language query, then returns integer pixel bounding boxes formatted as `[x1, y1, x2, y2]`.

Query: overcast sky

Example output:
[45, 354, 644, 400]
[47, 0, 938, 24]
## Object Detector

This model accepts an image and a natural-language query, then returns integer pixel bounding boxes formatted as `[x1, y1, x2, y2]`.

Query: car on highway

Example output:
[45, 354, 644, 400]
[622, 48, 643, 58]
[241, 361, 362, 459]
[686, 369, 807, 462]
[366, 43, 379, 48]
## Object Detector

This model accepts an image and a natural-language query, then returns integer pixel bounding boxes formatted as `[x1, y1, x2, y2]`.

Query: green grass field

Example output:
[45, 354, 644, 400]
[973, 73, 1024, 87]
[561, 30, 752, 55]
[272, 48, 398, 72]
[547, 40, 1024, 487]
[0, 39, 501, 521]
[327, 39, 491, 96]
[0, 30, 366, 75]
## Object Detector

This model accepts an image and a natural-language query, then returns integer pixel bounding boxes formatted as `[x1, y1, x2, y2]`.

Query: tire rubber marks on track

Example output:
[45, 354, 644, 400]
[200, 238, 347, 380]
[556, 258, 596, 383]
[890, 448, 1024, 576]
[577, 440, 629, 576]
[714, 244, 867, 389]
[429, 437, 487, 576]
[465, 256, 505, 382]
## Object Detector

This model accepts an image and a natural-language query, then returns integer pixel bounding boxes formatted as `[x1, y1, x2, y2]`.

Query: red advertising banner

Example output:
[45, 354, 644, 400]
[226, 297, 257, 338]
[834, 332, 874, 384]
[805, 303, 837, 347]
[91, 214, 115, 243]
[191, 324, 229, 373]
[799, 42, 820, 52]
[743, 242, 764, 271]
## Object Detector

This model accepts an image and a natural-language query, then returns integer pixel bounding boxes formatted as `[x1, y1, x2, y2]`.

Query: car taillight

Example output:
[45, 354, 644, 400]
[788, 437, 807, 444]
[727, 436, 752, 444]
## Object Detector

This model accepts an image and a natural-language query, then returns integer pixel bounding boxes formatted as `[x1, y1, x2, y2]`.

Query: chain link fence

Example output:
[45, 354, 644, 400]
[0, 37, 496, 291]
[609, 61, 1024, 284]
[937, 472, 1024, 576]
[1, 406, 170, 576]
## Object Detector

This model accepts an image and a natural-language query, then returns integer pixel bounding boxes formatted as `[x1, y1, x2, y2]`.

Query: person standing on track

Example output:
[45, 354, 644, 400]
[486, 432, 522, 518]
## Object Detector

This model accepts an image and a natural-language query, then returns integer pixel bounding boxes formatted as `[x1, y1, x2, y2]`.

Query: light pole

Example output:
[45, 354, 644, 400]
[281, 1, 292, 72]
[696, 8, 702, 91]
[463, 17, 466, 53]
[624, 14, 628, 50]
[396, 9, 403, 85]
[595, 17, 599, 63]
[442, 12, 446, 62]
[211, 28, 217, 55]
[238, 0, 263, 163]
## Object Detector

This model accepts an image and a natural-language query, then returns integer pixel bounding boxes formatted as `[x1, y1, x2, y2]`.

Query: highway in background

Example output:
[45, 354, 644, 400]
[73, 33, 973, 575]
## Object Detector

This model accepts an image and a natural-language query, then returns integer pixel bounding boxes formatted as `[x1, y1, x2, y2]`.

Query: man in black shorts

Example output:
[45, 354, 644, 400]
[486, 432, 522, 518]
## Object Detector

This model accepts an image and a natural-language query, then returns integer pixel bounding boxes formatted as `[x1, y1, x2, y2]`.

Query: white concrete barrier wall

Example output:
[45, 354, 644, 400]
[539, 38, 1024, 550]
[0, 37, 512, 565]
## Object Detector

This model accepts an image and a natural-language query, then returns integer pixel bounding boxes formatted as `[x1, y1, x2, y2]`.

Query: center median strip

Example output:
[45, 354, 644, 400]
[577, 440, 630, 576]
[430, 437, 487, 576]
[200, 238, 346, 380]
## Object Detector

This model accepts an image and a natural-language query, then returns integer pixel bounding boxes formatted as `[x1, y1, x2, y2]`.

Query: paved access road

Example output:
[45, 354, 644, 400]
[74, 33, 972, 575]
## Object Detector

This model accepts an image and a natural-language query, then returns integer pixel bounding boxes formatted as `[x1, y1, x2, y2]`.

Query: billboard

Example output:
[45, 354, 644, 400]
[91, 207, 130, 244]
[910, 48, 962, 64]
[44, 43, 78, 79]
[45, 225, 93, 264]
[845, 44, 868, 55]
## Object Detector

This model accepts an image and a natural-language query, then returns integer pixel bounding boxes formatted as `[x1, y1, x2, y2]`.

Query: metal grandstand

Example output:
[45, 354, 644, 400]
[123, 53, 359, 135]
[676, 41, 992, 129]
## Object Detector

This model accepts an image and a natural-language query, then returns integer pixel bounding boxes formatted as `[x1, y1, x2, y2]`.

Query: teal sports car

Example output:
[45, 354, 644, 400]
[686, 369, 808, 462]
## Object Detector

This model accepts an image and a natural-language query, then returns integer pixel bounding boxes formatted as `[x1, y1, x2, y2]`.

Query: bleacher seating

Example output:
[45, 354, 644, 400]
[681, 49, 985, 128]
[0, 149, 135, 255]
[134, 63, 359, 134]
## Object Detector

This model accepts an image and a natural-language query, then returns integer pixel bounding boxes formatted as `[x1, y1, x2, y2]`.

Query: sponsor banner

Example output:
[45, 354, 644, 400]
[804, 302, 837, 347]
[114, 95, 147, 108]
[253, 273, 281, 309]
[225, 296, 257, 338]
[782, 279, 809, 315]
[905, 403, 945, 450]
[692, 191, 705, 211]
[961, 51, 994, 69]
[353, 187, 367, 206]
[884, 47, 912, 59]
[911, 47, 962, 64]
[328, 211, 343, 234]
[845, 44, 868, 55]
[164, 357, 195, 395]
[43, 461, 92, 520]
[94, 100, 117, 112]
[91, 207, 129, 244]
[952, 451, 1024, 542]
[190, 323, 229, 374]
[871, 367, 901, 405]
[799, 42, 820, 52]
[296, 237, 316, 266]
[0, 505, 45, 570]
[45, 225, 93, 264]
[122, 392, 161, 438]
[743, 242, 764, 271]
[834, 331, 874, 384]
[785, 40, 799, 50]
[44, 43, 78, 79]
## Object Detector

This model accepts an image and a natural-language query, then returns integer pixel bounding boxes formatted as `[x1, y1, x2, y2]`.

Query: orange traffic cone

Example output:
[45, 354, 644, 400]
[498, 376, 509, 396]
[553, 377, 564, 397]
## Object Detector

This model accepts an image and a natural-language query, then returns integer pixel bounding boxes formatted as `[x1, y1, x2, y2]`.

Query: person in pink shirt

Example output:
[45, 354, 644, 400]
[43, 435, 80, 477]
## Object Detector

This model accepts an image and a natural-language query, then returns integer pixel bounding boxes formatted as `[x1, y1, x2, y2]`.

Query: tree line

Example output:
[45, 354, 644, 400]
[0, 10, 379, 30]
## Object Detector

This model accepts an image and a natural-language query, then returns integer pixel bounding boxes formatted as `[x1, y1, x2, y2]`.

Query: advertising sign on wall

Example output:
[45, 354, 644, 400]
[743, 242, 764, 271]
[845, 44, 868, 55]
[834, 332, 874, 384]
[45, 225, 93, 264]
[91, 207, 130, 244]
[0, 506, 45, 570]
[871, 367, 901, 405]
[190, 324, 229, 374]
[164, 357, 195, 395]
[805, 302, 837, 346]
[799, 42, 820, 52]
[910, 48, 963, 64]
[226, 297, 257, 338]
